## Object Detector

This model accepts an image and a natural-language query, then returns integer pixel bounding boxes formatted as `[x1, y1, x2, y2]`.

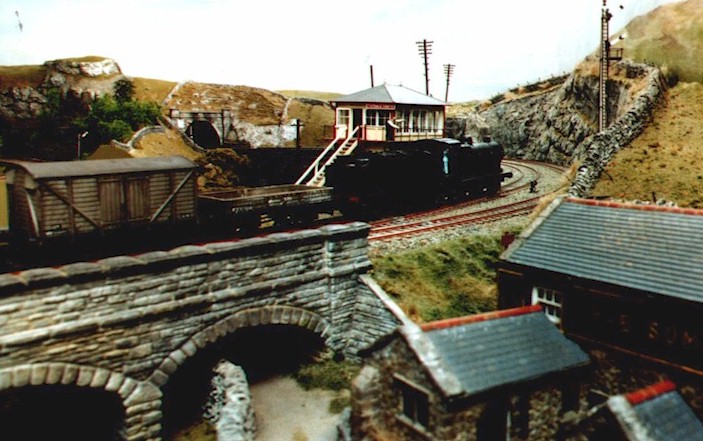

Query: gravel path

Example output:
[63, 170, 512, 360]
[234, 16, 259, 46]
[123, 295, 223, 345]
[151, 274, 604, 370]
[250, 377, 341, 441]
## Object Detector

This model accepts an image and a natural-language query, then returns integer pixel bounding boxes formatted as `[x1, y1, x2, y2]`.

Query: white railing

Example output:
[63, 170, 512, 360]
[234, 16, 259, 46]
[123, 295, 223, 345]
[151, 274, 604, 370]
[295, 126, 360, 186]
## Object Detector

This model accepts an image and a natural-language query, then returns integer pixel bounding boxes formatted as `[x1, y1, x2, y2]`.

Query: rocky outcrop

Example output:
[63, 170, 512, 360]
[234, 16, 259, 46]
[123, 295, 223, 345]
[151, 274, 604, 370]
[0, 57, 123, 120]
[44, 58, 121, 78]
[164, 82, 334, 148]
[481, 67, 599, 165]
[481, 59, 666, 196]
[0, 86, 49, 119]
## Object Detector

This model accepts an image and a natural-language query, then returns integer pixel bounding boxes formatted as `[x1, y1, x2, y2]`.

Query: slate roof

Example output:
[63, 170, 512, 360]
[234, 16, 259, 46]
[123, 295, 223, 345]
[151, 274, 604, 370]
[607, 381, 703, 441]
[2, 155, 198, 180]
[332, 84, 446, 106]
[501, 197, 703, 303]
[419, 305, 589, 399]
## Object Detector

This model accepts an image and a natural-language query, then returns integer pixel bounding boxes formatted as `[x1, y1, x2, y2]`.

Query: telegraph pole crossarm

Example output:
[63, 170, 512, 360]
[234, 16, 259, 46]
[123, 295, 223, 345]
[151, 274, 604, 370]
[443, 64, 455, 102]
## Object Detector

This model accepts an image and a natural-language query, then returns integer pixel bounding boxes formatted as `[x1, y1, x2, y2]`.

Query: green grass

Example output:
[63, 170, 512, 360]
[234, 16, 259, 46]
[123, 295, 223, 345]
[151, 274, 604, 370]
[0, 65, 47, 89]
[371, 232, 517, 322]
[292, 358, 360, 392]
[292, 358, 359, 415]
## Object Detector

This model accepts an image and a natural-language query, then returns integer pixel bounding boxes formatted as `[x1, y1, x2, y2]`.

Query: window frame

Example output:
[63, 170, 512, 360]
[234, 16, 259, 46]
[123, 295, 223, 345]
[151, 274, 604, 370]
[531, 286, 563, 327]
[394, 374, 431, 432]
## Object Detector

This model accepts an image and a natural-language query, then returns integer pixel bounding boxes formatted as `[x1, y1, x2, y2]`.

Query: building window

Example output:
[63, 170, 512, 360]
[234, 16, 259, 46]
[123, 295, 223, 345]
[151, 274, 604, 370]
[395, 376, 430, 429]
[365, 109, 390, 127]
[532, 286, 563, 327]
[337, 108, 350, 126]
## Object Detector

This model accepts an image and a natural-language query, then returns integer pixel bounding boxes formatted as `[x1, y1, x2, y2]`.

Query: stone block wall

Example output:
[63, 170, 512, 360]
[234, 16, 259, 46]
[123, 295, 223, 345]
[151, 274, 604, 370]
[0, 222, 401, 440]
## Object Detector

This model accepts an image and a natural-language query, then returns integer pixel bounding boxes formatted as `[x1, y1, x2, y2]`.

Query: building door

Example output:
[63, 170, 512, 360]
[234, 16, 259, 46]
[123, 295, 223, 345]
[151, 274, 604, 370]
[353, 109, 363, 134]
[336, 108, 350, 138]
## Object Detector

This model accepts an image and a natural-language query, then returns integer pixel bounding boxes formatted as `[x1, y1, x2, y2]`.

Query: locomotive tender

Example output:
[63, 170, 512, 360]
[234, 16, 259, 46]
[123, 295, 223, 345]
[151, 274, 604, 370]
[325, 137, 512, 217]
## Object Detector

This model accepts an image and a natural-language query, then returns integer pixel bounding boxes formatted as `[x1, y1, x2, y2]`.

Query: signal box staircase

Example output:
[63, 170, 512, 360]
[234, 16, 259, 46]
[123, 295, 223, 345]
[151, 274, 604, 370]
[295, 126, 360, 187]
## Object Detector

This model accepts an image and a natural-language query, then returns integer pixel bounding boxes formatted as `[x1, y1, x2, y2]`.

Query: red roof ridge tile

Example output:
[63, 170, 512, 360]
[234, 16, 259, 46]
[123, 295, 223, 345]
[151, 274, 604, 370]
[567, 198, 703, 216]
[625, 380, 677, 405]
[420, 305, 542, 332]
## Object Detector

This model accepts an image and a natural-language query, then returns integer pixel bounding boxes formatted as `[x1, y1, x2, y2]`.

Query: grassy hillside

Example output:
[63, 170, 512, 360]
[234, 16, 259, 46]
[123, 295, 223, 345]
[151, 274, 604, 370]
[587, 1, 703, 206]
[277, 90, 343, 101]
[132, 77, 177, 104]
[615, 0, 703, 83]
[370, 233, 512, 323]
[592, 81, 703, 207]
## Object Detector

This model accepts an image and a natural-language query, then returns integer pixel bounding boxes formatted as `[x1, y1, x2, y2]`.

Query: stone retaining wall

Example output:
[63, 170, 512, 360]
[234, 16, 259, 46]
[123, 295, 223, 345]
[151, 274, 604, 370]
[568, 65, 666, 197]
[0, 222, 401, 440]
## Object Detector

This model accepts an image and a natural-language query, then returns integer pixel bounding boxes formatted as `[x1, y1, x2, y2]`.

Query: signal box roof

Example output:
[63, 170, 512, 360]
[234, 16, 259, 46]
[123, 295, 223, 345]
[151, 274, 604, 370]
[2, 155, 198, 180]
[332, 84, 446, 106]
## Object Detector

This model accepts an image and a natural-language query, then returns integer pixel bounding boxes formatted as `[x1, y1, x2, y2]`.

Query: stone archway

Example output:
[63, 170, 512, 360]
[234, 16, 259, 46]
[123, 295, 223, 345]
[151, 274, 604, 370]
[187, 120, 222, 148]
[0, 362, 162, 441]
[152, 305, 332, 439]
[149, 305, 331, 388]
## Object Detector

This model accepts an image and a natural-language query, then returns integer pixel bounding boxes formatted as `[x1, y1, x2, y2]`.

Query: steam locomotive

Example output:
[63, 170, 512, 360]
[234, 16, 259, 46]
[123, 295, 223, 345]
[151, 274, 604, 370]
[325, 137, 511, 217]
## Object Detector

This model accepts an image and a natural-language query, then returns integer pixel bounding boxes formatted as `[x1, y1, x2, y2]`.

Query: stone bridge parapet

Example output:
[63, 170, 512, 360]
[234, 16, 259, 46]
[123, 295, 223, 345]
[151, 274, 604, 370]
[0, 222, 402, 440]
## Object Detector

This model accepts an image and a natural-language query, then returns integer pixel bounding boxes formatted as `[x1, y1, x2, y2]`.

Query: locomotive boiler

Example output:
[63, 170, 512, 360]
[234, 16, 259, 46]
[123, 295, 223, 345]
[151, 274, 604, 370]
[325, 137, 511, 217]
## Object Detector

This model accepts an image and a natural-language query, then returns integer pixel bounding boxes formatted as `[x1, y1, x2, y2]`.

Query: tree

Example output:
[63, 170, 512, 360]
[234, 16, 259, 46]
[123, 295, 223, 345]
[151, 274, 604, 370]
[73, 89, 161, 153]
[113, 78, 135, 104]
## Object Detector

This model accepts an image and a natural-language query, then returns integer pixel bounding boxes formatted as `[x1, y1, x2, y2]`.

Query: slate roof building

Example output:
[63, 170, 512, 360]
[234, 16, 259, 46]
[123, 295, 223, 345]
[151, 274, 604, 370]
[352, 305, 590, 441]
[587, 381, 703, 440]
[330, 84, 446, 146]
[498, 196, 703, 376]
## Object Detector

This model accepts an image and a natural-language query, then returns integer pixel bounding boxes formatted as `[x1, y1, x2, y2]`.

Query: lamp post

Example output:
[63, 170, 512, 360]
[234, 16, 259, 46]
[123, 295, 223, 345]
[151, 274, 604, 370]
[77, 131, 88, 159]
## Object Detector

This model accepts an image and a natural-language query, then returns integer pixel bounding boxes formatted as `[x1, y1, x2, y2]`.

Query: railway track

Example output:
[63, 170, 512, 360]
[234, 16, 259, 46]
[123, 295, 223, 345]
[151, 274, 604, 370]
[369, 159, 568, 243]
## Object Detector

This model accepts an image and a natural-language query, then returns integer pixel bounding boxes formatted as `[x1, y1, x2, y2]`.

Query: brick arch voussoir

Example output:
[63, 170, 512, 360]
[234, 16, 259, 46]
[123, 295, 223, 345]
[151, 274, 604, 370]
[0, 362, 158, 403]
[149, 305, 332, 388]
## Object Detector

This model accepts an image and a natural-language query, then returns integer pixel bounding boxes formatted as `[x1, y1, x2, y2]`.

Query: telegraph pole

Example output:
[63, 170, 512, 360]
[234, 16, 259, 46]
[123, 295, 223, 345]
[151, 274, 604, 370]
[443, 64, 455, 102]
[416, 39, 433, 95]
[599, 0, 623, 132]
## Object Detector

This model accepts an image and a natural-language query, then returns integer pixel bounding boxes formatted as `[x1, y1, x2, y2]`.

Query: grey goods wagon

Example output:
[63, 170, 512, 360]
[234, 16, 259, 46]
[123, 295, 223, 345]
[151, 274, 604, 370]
[2, 156, 199, 243]
[2, 155, 334, 244]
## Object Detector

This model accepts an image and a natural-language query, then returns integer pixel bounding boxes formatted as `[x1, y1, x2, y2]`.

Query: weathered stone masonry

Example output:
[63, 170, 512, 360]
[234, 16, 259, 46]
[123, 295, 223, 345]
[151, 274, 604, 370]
[0, 222, 402, 441]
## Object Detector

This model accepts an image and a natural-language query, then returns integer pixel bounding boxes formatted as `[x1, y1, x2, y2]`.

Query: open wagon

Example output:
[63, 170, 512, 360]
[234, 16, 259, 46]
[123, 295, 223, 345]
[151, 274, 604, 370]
[198, 184, 334, 231]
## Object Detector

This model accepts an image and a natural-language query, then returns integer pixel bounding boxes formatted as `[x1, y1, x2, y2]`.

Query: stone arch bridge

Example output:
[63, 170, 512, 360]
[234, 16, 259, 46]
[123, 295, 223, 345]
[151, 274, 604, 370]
[0, 222, 402, 440]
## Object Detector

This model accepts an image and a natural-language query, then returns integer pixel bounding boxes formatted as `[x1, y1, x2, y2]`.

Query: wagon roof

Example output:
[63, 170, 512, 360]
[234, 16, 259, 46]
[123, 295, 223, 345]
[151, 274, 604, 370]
[2, 155, 198, 179]
[332, 84, 446, 106]
[501, 196, 703, 303]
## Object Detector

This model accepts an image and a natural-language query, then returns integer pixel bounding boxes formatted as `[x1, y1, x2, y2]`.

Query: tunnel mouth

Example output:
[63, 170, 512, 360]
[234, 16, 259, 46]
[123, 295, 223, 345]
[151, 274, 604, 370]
[161, 324, 327, 439]
[0, 384, 125, 441]
[188, 120, 221, 149]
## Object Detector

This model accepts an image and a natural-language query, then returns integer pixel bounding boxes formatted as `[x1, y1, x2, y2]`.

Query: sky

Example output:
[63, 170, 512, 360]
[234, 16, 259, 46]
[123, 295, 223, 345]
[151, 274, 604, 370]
[0, 0, 682, 102]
